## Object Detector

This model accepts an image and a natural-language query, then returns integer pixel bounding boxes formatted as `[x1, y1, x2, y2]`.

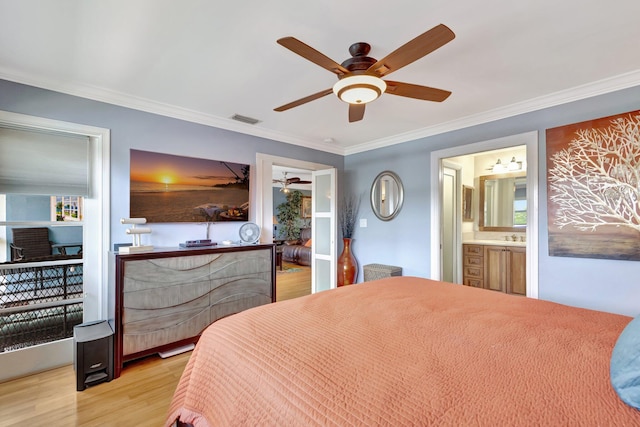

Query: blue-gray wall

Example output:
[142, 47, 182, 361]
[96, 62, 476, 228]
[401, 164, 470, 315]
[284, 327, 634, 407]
[345, 85, 640, 317]
[0, 79, 343, 247]
[3, 78, 639, 316]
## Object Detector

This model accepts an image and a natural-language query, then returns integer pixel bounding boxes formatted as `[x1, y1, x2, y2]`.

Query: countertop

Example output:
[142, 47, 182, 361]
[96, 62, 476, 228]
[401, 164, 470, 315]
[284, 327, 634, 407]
[463, 239, 526, 247]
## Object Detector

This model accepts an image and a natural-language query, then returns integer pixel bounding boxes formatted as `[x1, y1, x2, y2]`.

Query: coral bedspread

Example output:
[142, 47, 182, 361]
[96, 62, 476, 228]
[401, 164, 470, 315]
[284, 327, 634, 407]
[165, 277, 639, 426]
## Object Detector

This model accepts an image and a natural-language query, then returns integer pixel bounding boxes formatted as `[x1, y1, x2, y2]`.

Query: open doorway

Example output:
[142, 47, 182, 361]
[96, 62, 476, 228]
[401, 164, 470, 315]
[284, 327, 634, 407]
[272, 165, 312, 301]
[441, 147, 526, 285]
[430, 131, 539, 298]
[0, 110, 110, 381]
[255, 154, 337, 300]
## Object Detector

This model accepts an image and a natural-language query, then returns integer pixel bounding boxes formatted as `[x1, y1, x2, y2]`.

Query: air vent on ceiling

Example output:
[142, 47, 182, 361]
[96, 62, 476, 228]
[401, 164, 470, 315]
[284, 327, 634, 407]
[231, 114, 261, 125]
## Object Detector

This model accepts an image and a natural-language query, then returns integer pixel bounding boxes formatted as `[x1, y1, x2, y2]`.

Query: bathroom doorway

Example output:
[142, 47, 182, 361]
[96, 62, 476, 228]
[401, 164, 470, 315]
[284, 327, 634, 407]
[430, 131, 539, 298]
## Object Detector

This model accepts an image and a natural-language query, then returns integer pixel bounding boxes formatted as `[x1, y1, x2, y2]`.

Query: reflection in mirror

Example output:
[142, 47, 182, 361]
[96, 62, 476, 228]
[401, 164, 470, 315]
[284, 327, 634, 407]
[462, 185, 474, 222]
[479, 172, 526, 231]
[371, 171, 404, 221]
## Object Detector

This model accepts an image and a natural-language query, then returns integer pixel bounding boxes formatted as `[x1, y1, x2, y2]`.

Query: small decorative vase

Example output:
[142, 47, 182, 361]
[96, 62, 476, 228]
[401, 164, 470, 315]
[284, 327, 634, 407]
[337, 237, 358, 286]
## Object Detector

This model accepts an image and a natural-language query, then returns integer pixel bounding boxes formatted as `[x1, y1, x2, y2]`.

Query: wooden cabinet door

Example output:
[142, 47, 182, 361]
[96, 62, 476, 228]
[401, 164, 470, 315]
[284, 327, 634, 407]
[483, 246, 506, 292]
[507, 246, 527, 295]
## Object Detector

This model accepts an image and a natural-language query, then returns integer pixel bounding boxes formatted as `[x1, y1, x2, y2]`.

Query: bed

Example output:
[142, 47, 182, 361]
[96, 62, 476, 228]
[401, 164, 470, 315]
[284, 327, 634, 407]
[165, 276, 640, 426]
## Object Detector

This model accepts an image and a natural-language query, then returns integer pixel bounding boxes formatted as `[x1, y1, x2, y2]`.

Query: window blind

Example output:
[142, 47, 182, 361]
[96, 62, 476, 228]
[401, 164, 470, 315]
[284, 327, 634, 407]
[0, 126, 89, 196]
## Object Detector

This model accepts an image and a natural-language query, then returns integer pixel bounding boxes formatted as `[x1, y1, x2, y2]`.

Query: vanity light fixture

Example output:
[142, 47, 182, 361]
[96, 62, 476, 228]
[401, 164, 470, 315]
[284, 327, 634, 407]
[508, 157, 521, 171]
[492, 157, 523, 173]
[492, 159, 506, 173]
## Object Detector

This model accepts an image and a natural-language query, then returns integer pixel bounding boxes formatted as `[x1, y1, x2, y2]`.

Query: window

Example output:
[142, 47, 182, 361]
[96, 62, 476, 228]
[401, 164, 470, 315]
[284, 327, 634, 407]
[513, 200, 527, 226]
[513, 179, 527, 226]
[51, 196, 84, 222]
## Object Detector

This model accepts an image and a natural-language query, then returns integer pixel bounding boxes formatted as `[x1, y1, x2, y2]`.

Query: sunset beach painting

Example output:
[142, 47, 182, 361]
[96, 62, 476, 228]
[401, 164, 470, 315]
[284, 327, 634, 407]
[130, 149, 250, 223]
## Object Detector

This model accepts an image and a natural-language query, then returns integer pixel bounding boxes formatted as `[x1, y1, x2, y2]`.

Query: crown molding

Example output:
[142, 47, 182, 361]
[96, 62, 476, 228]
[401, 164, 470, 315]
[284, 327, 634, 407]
[0, 67, 345, 155]
[3, 66, 640, 158]
[344, 69, 640, 155]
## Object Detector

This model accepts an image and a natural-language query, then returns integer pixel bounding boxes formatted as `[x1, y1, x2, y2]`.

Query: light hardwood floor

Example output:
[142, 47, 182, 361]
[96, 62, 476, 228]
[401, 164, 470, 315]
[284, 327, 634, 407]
[0, 352, 191, 426]
[0, 262, 311, 425]
[275, 261, 311, 301]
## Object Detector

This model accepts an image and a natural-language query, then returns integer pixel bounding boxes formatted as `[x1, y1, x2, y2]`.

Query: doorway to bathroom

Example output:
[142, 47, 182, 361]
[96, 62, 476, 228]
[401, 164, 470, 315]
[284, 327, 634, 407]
[430, 131, 539, 298]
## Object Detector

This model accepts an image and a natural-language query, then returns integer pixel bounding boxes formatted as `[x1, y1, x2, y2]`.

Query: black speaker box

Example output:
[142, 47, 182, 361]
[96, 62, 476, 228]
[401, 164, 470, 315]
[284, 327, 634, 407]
[73, 320, 114, 391]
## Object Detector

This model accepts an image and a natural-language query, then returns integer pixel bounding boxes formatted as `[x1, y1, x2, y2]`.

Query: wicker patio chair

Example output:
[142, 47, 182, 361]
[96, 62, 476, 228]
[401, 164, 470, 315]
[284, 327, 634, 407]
[10, 227, 54, 261]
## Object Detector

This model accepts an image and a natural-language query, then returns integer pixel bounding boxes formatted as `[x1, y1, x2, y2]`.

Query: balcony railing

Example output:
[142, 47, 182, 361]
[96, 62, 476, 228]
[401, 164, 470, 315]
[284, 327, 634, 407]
[0, 258, 83, 352]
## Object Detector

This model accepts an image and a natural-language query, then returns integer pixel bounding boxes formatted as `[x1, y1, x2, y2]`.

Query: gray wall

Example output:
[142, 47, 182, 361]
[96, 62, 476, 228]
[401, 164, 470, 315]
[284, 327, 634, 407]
[345, 85, 640, 317]
[0, 79, 343, 246]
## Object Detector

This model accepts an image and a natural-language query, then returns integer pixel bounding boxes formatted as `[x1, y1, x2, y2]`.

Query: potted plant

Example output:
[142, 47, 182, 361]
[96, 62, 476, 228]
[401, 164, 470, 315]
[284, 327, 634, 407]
[276, 190, 304, 242]
[338, 194, 361, 286]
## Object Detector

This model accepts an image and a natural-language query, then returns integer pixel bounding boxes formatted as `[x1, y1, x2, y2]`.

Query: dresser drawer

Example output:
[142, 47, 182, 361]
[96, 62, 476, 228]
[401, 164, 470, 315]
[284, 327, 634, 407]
[464, 255, 483, 267]
[464, 278, 484, 288]
[463, 244, 485, 289]
[464, 266, 483, 278]
[464, 244, 483, 256]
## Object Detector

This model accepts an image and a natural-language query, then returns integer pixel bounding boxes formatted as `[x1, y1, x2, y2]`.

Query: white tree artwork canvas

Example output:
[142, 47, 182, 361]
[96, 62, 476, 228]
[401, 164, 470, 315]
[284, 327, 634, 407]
[546, 110, 640, 260]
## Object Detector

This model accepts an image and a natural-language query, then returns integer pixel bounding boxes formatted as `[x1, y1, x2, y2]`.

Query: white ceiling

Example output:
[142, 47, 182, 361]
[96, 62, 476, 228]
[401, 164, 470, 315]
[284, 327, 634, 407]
[1, 1, 640, 155]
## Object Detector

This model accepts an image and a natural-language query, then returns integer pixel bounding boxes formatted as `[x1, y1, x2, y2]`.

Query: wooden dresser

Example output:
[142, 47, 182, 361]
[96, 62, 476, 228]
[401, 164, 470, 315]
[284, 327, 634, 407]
[109, 244, 275, 377]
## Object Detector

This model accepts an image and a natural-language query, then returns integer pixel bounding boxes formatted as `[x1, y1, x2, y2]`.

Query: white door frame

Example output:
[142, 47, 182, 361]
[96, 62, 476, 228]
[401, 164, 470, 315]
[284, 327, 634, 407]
[0, 110, 110, 381]
[442, 162, 462, 283]
[429, 131, 539, 298]
[311, 168, 337, 292]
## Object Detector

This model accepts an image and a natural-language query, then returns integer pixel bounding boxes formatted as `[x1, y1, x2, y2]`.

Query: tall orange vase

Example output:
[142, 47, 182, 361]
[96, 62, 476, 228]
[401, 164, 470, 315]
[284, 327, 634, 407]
[337, 237, 358, 286]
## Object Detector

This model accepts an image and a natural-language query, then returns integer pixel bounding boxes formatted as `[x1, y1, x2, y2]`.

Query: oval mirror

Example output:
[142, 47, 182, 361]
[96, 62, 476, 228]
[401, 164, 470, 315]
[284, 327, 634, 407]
[371, 171, 404, 221]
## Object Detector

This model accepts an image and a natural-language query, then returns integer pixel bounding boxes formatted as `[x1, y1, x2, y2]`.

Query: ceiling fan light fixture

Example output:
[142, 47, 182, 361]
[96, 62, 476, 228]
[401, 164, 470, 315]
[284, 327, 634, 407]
[332, 75, 387, 104]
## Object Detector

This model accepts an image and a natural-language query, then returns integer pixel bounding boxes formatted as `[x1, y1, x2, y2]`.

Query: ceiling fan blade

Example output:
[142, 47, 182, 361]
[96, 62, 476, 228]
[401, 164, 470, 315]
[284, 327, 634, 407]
[384, 81, 451, 102]
[367, 24, 455, 77]
[274, 88, 333, 112]
[286, 177, 312, 185]
[277, 37, 350, 76]
[349, 104, 365, 123]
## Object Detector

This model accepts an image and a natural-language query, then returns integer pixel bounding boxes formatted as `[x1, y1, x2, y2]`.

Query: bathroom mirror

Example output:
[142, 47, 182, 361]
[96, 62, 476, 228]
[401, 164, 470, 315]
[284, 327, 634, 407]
[479, 172, 527, 231]
[371, 171, 404, 221]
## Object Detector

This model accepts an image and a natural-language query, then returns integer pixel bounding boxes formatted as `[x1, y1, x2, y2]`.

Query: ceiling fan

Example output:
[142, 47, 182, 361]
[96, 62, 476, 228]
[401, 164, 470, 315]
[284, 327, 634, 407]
[274, 24, 455, 123]
[273, 172, 311, 192]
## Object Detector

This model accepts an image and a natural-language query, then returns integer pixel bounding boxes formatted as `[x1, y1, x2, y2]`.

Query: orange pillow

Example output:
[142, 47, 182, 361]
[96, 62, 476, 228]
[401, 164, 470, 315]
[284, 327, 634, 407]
[304, 239, 312, 247]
